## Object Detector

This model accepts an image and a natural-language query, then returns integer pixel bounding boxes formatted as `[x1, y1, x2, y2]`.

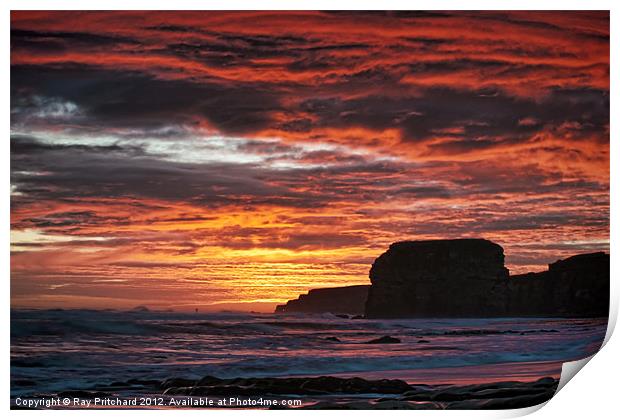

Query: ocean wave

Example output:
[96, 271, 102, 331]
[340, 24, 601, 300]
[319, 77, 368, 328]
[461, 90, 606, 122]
[10, 309, 607, 396]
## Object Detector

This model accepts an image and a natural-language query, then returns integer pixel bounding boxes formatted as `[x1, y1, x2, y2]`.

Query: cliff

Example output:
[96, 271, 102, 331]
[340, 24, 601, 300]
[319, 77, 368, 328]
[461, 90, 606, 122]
[506, 252, 609, 317]
[274, 240, 609, 318]
[365, 240, 609, 318]
[275, 285, 370, 314]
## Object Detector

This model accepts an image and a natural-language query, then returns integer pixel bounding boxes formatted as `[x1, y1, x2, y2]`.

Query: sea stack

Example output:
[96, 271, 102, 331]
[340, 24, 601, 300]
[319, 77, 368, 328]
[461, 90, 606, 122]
[365, 239, 510, 318]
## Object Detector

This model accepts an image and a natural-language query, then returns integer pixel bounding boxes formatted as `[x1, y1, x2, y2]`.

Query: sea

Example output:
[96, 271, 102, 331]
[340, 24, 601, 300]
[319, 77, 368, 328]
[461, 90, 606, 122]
[10, 309, 608, 397]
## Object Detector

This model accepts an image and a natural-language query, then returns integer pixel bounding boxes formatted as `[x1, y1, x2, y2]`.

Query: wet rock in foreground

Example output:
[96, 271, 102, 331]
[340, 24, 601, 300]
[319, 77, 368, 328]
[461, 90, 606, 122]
[22, 375, 558, 410]
[162, 376, 412, 396]
[159, 375, 558, 409]
[365, 336, 401, 344]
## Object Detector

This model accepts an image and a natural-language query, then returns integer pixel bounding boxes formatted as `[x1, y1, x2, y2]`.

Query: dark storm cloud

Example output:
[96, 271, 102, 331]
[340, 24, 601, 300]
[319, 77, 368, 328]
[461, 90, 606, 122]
[198, 225, 368, 250]
[448, 161, 607, 196]
[11, 36, 608, 151]
[13, 134, 600, 218]
[20, 211, 129, 229]
[11, 65, 282, 135]
[296, 87, 609, 145]
[477, 213, 608, 232]
[468, 11, 610, 41]
[10, 135, 317, 209]
[160, 32, 359, 69]
[11, 29, 139, 54]
[10, 134, 483, 223]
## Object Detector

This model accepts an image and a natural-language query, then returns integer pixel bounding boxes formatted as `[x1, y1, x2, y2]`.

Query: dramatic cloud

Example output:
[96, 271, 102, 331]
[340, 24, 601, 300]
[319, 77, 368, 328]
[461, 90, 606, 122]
[10, 11, 609, 310]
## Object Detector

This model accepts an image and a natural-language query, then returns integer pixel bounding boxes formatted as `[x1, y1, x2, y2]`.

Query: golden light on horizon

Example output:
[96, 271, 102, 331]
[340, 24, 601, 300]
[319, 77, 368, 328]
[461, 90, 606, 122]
[10, 11, 609, 311]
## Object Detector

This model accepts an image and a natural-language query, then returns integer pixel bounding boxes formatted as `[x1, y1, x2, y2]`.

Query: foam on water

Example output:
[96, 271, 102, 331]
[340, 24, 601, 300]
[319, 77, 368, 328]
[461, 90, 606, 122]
[10, 309, 607, 396]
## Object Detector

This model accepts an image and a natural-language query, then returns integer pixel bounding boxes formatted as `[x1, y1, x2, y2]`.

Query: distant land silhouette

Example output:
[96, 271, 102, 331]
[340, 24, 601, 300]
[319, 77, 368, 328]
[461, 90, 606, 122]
[275, 239, 609, 318]
[275, 285, 369, 314]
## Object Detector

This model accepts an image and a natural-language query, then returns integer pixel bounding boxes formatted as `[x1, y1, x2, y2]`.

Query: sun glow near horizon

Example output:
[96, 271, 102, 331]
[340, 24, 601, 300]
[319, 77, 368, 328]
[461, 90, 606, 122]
[10, 11, 609, 310]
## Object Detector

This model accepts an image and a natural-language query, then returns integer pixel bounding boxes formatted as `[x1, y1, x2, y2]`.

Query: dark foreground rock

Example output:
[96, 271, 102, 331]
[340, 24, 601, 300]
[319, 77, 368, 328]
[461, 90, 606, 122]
[162, 376, 412, 396]
[275, 285, 369, 314]
[25, 376, 558, 410]
[365, 336, 401, 344]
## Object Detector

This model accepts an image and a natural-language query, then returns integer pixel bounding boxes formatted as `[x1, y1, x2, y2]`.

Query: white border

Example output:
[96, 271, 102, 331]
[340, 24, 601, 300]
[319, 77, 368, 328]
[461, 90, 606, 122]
[4, 2, 617, 419]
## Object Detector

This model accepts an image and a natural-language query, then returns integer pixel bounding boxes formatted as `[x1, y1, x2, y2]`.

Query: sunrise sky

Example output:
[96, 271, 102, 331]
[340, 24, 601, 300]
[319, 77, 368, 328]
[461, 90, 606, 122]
[10, 11, 609, 311]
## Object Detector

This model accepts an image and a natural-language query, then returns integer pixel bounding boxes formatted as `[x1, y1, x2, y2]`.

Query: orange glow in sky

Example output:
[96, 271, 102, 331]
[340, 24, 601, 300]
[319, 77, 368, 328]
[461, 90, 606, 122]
[10, 11, 609, 311]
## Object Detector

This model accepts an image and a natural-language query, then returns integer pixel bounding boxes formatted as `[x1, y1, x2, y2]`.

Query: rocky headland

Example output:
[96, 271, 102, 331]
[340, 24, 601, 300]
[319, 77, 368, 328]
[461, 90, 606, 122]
[275, 285, 369, 314]
[505, 252, 609, 317]
[275, 239, 609, 319]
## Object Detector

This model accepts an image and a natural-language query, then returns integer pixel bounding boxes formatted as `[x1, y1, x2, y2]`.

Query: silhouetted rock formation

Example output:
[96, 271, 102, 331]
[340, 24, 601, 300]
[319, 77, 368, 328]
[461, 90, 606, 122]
[275, 285, 369, 314]
[506, 252, 609, 317]
[365, 240, 609, 318]
[274, 240, 609, 319]
[365, 335, 401, 344]
[365, 239, 510, 318]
